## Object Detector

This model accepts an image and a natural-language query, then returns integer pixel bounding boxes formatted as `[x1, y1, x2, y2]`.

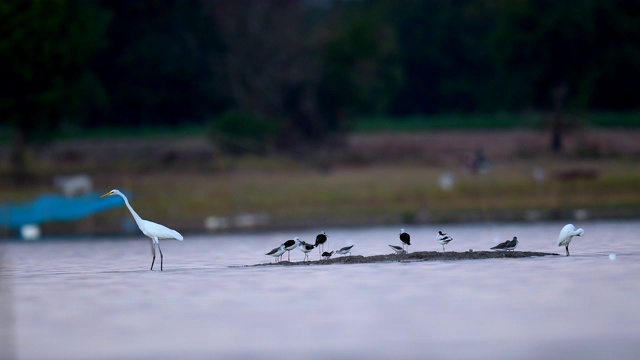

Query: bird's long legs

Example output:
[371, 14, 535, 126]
[566, 245, 570, 256]
[150, 240, 156, 270]
[157, 242, 164, 271]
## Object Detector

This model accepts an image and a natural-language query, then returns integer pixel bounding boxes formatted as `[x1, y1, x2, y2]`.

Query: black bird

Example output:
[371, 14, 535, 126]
[335, 245, 354, 256]
[490, 239, 510, 252]
[399, 228, 411, 252]
[315, 231, 328, 255]
[321, 251, 334, 260]
[505, 236, 518, 251]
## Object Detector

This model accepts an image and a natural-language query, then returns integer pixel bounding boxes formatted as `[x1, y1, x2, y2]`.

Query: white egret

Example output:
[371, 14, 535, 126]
[335, 245, 354, 256]
[399, 228, 411, 252]
[100, 189, 183, 271]
[558, 224, 584, 256]
[436, 230, 453, 252]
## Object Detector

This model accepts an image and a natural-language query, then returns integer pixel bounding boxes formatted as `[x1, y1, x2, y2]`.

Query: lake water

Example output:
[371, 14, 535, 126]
[1, 220, 640, 360]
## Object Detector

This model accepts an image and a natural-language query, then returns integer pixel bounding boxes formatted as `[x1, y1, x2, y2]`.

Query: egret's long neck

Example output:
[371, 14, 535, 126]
[118, 193, 144, 227]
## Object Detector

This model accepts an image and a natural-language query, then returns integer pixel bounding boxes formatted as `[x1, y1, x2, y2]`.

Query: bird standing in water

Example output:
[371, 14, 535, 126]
[558, 224, 584, 256]
[100, 189, 183, 271]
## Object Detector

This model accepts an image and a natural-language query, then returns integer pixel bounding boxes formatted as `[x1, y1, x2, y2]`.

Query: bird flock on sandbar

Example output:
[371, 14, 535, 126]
[99, 188, 585, 270]
[263, 224, 585, 263]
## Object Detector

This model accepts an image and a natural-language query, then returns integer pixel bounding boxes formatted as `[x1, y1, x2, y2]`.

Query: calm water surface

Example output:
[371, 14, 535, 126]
[1, 220, 640, 360]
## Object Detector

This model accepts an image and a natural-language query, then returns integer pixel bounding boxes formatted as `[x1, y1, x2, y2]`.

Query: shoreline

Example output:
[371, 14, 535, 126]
[250, 250, 559, 267]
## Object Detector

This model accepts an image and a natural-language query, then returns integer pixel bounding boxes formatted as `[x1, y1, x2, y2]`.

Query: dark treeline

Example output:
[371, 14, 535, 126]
[3, 0, 640, 153]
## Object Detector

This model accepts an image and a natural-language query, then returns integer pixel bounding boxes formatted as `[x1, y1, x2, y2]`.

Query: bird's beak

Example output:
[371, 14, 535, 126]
[100, 191, 112, 198]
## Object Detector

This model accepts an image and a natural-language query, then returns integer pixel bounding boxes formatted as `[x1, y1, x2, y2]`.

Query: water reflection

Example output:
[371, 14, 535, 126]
[2, 220, 640, 359]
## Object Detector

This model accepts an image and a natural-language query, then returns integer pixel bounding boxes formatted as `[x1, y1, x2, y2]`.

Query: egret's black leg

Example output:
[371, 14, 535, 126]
[157, 242, 164, 271]
[566, 245, 570, 256]
[150, 240, 156, 270]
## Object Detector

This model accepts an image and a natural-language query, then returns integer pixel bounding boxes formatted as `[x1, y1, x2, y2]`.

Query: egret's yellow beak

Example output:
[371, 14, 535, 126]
[100, 191, 112, 198]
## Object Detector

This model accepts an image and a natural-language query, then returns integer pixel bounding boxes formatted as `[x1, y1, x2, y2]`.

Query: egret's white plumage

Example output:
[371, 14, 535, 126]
[100, 189, 183, 270]
[557, 224, 584, 256]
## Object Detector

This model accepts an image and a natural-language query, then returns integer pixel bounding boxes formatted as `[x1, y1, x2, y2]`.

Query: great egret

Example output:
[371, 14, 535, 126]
[321, 251, 334, 260]
[298, 241, 315, 261]
[399, 228, 411, 251]
[558, 224, 584, 256]
[436, 231, 453, 252]
[266, 244, 286, 262]
[315, 231, 328, 255]
[100, 189, 183, 271]
[335, 245, 354, 256]
[388, 244, 406, 255]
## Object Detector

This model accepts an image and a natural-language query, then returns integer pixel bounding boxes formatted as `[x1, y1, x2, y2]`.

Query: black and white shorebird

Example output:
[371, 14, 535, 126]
[490, 239, 510, 251]
[389, 244, 406, 255]
[321, 251, 334, 260]
[557, 224, 584, 256]
[505, 236, 518, 251]
[399, 228, 411, 252]
[315, 231, 328, 255]
[266, 244, 286, 262]
[436, 231, 453, 252]
[283, 237, 301, 261]
[335, 245, 354, 256]
[298, 241, 315, 261]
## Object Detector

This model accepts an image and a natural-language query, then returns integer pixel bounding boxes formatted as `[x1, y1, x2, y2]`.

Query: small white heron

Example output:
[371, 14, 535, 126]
[100, 189, 183, 271]
[558, 224, 584, 256]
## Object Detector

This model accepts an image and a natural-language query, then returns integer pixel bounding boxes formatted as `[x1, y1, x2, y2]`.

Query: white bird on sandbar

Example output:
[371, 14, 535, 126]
[100, 189, 183, 271]
[298, 241, 315, 262]
[283, 237, 301, 261]
[557, 224, 584, 256]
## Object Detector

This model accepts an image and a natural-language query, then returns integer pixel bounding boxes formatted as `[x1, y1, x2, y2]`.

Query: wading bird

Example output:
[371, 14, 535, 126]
[266, 244, 286, 262]
[298, 241, 315, 261]
[399, 229, 411, 252]
[283, 237, 300, 261]
[490, 239, 510, 252]
[505, 236, 518, 251]
[436, 231, 453, 252]
[321, 251, 334, 260]
[315, 231, 328, 255]
[389, 244, 406, 255]
[100, 189, 183, 271]
[558, 224, 584, 256]
[335, 245, 354, 256]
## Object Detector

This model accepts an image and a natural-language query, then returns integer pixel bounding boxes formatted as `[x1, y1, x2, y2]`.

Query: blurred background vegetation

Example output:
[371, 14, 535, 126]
[2, 0, 640, 234]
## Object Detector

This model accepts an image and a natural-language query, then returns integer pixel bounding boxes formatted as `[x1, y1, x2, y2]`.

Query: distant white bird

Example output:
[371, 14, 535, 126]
[283, 237, 300, 261]
[399, 228, 411, 252]
[389, 244, 406, 255]
[100, 189, 183, 271]
[315, 231, 328, 255]
[558, 224, 584, 256]
[436, 231, 453, 252]
[335, 245, 354, 256]
[298, 241, 315, 261]
[266, 244, 286, 263]
[321, 251, 334, 260]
